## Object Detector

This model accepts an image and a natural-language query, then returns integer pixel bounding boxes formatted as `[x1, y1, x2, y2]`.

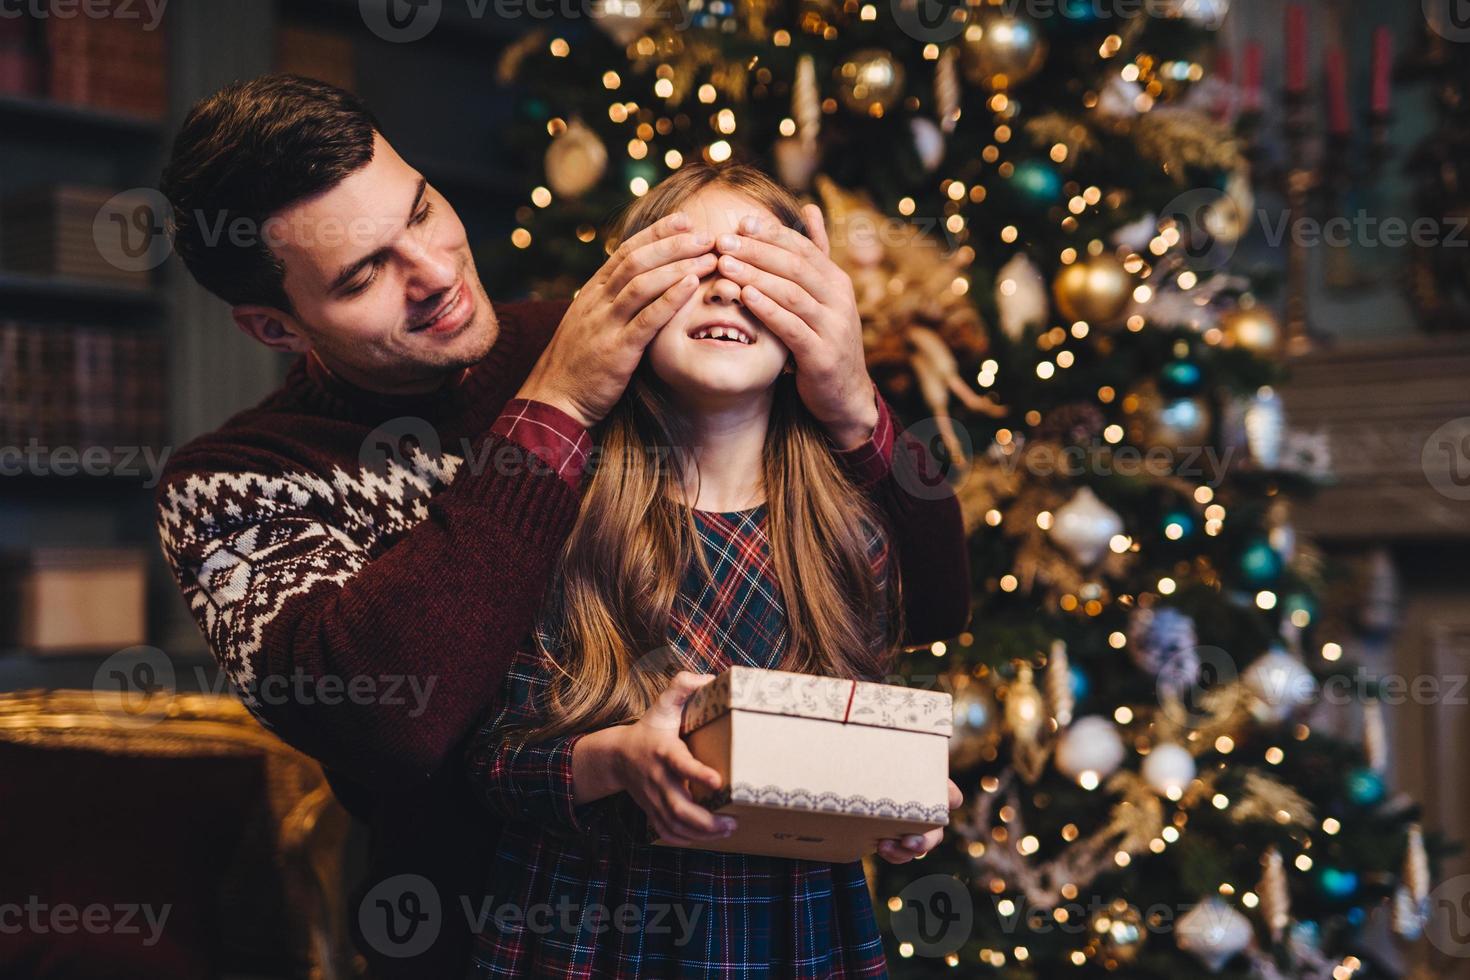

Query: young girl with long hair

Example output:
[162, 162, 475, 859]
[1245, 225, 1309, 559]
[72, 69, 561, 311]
[465, 163, 946, 978]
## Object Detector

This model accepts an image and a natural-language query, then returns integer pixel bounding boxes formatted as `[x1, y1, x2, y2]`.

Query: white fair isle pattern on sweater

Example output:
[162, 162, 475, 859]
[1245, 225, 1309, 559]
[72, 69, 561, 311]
[156, 449, 463, 716]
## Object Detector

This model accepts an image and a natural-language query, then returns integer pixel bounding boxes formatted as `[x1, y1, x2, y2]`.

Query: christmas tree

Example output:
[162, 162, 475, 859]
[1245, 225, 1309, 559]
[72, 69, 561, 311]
[486, 2, 1442, 975]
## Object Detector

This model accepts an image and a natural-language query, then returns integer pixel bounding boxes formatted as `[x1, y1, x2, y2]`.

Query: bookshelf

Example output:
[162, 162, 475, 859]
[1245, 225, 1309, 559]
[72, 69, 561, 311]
[0, 269, 164, 308]
[0, 93, 164, 137]
[0, 6, 172, 672]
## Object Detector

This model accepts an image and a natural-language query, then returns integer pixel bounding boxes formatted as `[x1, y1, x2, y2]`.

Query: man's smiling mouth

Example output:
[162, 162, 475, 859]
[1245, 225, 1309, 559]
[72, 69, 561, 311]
[410, 282, 467, 333]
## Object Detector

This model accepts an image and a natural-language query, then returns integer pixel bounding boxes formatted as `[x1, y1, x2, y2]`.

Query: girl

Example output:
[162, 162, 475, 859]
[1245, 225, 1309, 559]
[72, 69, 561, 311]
[466, 164, 936, 978]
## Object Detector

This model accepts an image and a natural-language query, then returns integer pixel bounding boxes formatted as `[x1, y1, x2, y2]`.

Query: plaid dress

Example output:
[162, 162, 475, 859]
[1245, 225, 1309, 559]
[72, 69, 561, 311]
[465, 505, 891, 979]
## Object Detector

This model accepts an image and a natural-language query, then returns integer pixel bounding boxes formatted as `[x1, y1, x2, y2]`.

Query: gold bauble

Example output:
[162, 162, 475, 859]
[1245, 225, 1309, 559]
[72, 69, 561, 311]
[1087, 900, 1146, 965]
[835, 49, 906, 116]
[1222, 306, 1281, 353]
[950, 681, 1000, 770]
[544, 119, 607, 199]
[1153, 59, 1201, 102]
[961, 11, 1047, 91]
[1126, 383, 1212, 453]
[1053, 254, 1134, 327]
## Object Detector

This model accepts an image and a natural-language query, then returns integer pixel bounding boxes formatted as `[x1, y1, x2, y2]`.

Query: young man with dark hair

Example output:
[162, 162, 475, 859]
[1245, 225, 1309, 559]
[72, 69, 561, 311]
[155, 74, 969, 976]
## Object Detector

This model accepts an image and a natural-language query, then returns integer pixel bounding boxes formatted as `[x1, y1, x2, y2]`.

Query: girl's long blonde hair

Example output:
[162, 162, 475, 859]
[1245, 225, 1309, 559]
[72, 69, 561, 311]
[526, 163, 901, 740]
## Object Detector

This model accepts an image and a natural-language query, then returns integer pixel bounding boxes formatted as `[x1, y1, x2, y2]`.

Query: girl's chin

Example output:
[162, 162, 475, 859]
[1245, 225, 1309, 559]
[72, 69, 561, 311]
[650, 366, 784, 402]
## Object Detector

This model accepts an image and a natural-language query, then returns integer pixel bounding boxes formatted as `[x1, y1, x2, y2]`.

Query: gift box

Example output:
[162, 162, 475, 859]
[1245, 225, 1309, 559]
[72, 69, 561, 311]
[664, 666, 952, 862]
[0, 548, 148, 652]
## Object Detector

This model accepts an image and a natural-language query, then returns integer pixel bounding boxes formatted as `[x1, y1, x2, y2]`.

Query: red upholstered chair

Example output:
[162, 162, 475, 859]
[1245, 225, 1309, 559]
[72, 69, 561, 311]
[0, 689, 353, 980]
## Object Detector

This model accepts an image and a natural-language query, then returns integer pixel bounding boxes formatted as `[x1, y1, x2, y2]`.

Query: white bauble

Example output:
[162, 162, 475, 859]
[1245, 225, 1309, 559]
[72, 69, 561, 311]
[1050, 486, 1123, 567]
[772, 137, 819, 192]
[1142, 743, 1197, 797]
[592, 0, 659, 45]
[1111, 212, 1157, 253]
[995, 253, 1048, 342]
[1055, 715, 1125, 783]
[910, 116, 946, 173]
[1096, 76, 1144, 121]
[1244, 385, 1286, 469]
[544, 119, 607, 199]
[1157, 0, 1231, 29]
[1176, 897, 1252, 972]
[1243, 649, 1316, 724]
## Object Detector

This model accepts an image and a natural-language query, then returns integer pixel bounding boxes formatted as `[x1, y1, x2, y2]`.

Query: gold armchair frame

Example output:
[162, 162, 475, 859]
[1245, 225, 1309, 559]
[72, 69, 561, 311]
[0, 689, 352, 980]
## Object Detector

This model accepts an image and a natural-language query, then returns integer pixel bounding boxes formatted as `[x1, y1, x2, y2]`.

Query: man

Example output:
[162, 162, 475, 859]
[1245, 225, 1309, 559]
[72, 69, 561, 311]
[155, 75, 969, 976]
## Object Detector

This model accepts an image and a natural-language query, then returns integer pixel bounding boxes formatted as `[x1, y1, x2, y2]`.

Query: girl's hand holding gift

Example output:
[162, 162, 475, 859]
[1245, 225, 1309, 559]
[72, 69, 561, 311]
[573, 671, 737, 847]
[876, 779, 964, 865]
[713, 207, 880, 451]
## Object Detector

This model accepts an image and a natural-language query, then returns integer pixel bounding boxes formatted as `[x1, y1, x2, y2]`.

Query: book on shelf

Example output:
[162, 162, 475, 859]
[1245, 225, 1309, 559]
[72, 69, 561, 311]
[0, 320, 167, 460]
[42, 3, 166, 119]
[277, 22, 357, 93]
[0, 185, 156, 291]
[0, 15, 40, 97]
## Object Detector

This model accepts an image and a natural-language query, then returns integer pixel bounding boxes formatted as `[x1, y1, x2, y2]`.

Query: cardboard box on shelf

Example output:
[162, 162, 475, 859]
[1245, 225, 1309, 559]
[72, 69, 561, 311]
[665, 666, 952, 862]
[1, 548, 148, 652]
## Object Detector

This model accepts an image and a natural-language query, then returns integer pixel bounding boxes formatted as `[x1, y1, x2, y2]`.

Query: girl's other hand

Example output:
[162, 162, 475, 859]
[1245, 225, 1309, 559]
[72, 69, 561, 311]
[877, 779, 964, 864]
[612, 671, 737, 847]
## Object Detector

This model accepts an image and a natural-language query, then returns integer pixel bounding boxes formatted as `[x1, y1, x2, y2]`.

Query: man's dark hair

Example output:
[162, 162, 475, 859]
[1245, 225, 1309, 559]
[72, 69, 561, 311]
[159, 74, 380, 311]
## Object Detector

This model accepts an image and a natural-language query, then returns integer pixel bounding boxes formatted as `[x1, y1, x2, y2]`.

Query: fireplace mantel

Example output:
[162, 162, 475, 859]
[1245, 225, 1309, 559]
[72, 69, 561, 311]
[1281, 335, 1470, 542]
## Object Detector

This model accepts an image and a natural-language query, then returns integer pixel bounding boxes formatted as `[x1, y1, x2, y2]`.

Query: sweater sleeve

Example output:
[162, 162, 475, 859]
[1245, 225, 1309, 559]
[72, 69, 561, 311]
[834, 393, 972, 646]
[463, 643, 618, 836]
[155, 423, 585, 789]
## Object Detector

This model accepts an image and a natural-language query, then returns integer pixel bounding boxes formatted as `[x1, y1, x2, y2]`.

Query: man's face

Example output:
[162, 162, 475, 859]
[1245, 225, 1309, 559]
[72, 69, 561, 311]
[256, 133, 497, 393]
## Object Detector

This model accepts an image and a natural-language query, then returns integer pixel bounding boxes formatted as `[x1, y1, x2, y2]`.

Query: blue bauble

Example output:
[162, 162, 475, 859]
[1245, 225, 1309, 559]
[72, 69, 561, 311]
[1284, 592, 1318, 621]
[625, 159, 659, 186]
[1288, 921, 1321, 950]
[1069, 664, 1090, 703]
[1163, 509, 1196, 540]
[1346, 767, 1385, 806]
[1009, 160, 1062, 206]
[1160, 359, 1203, 395]
[1347, 907, 1366, 926]
[1239, 538, 1283, 586]
[1318, 868, 1359, 899]
[1053, 0, 1104, 32]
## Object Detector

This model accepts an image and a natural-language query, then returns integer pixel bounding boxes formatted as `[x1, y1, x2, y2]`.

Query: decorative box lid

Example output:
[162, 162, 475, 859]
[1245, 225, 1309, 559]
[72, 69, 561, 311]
[680, 666, 952, 738]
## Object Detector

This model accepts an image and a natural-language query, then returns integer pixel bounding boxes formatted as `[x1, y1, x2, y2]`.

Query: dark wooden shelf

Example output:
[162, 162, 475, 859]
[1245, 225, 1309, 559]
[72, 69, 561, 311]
[0, 270, 165, 309]
[0, 94, 164, 137]
[284, 0, 534, 43]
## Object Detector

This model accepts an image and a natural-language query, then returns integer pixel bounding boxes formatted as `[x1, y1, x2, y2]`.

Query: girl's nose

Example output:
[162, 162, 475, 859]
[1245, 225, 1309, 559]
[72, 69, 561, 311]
[706, 276, 743, 305]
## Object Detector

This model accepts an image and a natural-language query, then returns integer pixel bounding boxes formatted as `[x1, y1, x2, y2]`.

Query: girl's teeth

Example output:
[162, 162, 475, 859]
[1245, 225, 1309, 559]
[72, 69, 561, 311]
[691, 326, 751, 344]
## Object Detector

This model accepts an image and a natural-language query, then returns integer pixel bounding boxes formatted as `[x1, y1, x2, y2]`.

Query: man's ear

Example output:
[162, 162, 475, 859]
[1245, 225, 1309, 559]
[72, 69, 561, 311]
[232, 306, 312, 354]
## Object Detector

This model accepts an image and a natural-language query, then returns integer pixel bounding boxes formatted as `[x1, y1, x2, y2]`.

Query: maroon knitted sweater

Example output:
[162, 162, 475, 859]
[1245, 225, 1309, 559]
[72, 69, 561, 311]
[155, 299, 970, 975]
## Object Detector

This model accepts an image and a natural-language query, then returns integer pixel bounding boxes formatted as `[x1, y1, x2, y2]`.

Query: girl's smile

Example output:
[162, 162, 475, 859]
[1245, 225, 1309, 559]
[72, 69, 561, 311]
[647, 187, 790, 398]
